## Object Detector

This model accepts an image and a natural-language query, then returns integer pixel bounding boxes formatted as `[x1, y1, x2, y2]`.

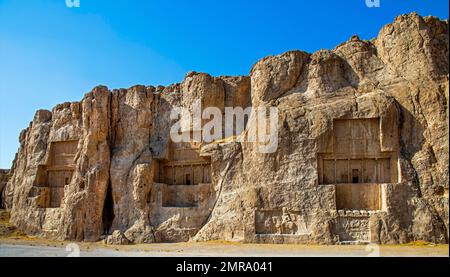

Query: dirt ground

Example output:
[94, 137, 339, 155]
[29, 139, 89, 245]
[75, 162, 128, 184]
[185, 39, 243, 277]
[0, 237, 448, 257]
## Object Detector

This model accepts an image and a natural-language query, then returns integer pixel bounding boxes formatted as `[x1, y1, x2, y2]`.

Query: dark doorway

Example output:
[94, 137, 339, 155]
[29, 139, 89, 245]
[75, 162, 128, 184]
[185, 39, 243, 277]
[186, 174, 191, 186]
[102, 182, 115, 235]
[352, 169, 360, 184]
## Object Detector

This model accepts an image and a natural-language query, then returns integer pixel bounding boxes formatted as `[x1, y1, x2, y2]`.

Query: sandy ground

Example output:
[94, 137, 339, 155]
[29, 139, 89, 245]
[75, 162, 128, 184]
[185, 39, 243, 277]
[0, 238, 448, 257]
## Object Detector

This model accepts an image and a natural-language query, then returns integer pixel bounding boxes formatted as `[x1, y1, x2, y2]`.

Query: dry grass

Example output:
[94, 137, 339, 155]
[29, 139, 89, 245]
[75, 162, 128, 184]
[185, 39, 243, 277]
[0, 210, 31, 240]
[202, 240, 243, 246]
[402, 240, 439, 247]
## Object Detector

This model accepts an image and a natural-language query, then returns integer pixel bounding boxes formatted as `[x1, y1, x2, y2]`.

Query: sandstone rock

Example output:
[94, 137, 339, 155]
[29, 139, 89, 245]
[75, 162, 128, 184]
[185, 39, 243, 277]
[105, 230, 130, 245]
[250, 50, 309, 106]
[0, 169, 10, 208]
[3, 13, 448, 245]
[123, 219, 155, 244]
[376, 13, 449, 80]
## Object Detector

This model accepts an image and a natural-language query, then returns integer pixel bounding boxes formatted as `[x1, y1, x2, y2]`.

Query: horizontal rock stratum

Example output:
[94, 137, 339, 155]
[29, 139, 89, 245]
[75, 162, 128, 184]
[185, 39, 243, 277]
[2, 13, 449, 244]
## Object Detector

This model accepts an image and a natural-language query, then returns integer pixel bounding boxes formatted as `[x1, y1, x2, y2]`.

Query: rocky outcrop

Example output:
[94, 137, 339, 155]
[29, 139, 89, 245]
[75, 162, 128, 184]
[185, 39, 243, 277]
[105, 230, 130, 245]
[4, 13, 449, 244]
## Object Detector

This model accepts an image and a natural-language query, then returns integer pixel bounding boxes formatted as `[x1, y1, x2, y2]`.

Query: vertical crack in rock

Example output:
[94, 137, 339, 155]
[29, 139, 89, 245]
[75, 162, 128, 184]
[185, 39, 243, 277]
[102, 180, 115, 235]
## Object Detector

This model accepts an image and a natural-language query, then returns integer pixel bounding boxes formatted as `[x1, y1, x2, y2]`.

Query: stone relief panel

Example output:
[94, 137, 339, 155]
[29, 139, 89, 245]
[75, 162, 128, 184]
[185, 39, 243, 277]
[333, 215, 370, 243]
[30, 140, 78, 208]
[318, 118, 398, 211]
[155, 141, 212, 186]
[255, 208, 310, 235]
[318, 118, 398, 185]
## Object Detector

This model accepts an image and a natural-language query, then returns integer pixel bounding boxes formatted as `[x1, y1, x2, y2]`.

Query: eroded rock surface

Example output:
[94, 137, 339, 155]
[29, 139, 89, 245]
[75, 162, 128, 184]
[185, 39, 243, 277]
[4, 13, 449, 244]
[0, 170, 10, 208]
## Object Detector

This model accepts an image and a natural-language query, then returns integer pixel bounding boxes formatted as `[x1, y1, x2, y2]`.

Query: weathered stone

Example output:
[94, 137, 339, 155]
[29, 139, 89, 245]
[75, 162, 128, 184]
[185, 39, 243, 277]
[105, 230, 130, 245]
[0, 169, 10, 208]
[3, 13, 448, 245]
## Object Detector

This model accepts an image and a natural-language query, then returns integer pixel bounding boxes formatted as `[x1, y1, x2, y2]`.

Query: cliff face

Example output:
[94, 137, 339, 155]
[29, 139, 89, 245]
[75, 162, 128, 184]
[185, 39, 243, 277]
[0, 169, 10, 208]
[4, 13, 449, 244]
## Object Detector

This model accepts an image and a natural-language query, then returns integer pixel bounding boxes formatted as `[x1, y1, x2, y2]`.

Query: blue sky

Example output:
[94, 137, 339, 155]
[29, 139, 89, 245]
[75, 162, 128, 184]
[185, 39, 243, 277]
[0, 0, 448, 168]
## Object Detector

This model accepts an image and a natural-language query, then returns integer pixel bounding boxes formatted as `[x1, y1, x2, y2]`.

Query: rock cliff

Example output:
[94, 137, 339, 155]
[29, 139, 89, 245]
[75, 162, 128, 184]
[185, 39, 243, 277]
[0, 169, 10, 208]
[4, 13, 448, 244]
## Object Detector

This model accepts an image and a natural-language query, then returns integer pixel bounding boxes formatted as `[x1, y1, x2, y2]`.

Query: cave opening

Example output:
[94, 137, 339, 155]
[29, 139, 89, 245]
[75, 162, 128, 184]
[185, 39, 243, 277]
[102, 182, 115, 235]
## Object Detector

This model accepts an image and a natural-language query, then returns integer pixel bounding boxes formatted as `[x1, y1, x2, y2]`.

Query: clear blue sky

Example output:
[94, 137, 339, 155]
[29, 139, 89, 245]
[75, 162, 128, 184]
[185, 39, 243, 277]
[0, 0, 448, 168]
